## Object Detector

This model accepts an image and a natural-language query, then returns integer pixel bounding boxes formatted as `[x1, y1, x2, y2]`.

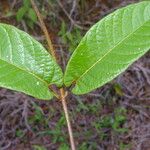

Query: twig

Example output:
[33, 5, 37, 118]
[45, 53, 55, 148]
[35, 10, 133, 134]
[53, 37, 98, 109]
[69, 0, 77, 18]
[21, 20, 28, 32]
[60, 88, 76, 150]
[11, 0, 17, 9]
[30, 0, 76, 150]
[22, 99, 32, 131]
[58, 44, 66, 70]
[56, 0, 85, 30]
[30, 0, 57, 59]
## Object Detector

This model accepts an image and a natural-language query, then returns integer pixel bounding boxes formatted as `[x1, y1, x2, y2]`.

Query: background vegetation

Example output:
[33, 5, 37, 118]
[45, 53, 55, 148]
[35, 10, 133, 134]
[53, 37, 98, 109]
[0, 0, 150, 150]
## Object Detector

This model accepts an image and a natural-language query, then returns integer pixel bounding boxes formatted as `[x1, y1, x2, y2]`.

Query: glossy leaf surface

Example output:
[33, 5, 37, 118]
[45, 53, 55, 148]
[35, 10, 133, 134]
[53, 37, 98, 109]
[0, 23, 63, 100]
[64, 1, 150, 94]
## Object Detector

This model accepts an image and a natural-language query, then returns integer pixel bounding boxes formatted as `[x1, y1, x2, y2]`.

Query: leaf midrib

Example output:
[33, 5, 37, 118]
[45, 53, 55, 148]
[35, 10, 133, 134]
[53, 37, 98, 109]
[74, 19, 150, 83]
[0, 58, 49, 86]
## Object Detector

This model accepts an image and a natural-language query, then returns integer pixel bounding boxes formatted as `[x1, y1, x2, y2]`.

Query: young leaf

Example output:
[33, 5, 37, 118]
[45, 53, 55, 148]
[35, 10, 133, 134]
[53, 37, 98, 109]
[0, 23, 63, 100]
[16, 7, 27, 21]
[23, 0, 31, 8]
[64, 1, 150, 95]
[28, 8, 37, 23]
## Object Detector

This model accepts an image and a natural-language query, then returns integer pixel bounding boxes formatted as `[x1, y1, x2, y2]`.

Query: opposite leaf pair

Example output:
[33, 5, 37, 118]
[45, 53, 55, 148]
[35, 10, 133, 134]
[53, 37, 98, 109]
[0, 1, 150, 100]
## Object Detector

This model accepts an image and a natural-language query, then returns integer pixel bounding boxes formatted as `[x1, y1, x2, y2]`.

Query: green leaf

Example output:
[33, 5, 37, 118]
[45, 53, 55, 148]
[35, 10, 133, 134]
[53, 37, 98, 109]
[28, 8, 37, 23]
[64, 1, 150, 94]
[0, 23, 63, 100]
[33, 145, 47, 150]
[58, 144, 70, 150]
[26, 19, 34, 29]
[23, 0, 31, 8]
[16, 7, 27, 21]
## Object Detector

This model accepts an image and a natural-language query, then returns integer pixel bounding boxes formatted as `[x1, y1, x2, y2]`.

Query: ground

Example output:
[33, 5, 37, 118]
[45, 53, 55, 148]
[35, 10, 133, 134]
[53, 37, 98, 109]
[0, 0, 150, 150]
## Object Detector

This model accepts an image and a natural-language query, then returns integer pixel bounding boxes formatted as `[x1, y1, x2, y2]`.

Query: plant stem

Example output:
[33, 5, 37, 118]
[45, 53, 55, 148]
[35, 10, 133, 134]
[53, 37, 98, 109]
[30, 0, 76, 149]
[60, 88, 76, 150]
[30, 0, 56, 59]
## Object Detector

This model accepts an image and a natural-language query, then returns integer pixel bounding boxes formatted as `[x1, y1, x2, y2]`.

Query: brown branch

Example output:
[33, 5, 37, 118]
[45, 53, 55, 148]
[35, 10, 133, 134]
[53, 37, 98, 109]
[60, 88, 76, 150]
[30, 0, 76, 150]
[30, 0, 57, 60]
